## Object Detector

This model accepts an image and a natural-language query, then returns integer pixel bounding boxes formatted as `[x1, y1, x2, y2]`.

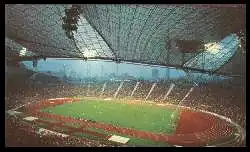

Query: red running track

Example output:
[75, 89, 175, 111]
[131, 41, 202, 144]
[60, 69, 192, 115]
[22, 98, 234, 146]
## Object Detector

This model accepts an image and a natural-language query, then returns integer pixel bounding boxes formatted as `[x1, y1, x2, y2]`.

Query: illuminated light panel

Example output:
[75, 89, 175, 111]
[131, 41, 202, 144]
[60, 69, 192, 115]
[23, 116, 38, 121]
[37, 128, 69, 137]
[19, 47, 27, 56]
[108, 135, 130, 144]
[7, 110, 22, 115]
[204, 42, 220, 54]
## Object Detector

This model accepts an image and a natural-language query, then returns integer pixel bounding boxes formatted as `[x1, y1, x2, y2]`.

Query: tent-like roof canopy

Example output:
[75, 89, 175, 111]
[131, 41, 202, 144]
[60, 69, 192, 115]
[5, 4, 245, 74]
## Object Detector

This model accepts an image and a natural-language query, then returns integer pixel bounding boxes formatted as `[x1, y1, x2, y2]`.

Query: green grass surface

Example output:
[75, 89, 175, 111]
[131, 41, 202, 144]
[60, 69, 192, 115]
[41, 99, 180, 134]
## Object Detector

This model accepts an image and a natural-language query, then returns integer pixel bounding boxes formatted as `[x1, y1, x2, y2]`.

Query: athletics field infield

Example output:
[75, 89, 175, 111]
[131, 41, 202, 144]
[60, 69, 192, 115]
[6, 97, 243, 147]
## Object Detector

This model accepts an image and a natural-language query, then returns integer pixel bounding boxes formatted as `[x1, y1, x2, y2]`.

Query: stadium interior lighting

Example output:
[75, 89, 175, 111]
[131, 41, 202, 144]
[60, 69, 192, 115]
[19, 47, 27, 56]
[204, 42, 220, 54]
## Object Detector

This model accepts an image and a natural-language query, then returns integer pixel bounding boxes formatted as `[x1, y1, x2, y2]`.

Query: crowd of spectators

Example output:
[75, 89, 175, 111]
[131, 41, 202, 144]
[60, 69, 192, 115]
[5, 72, 245, 146]
[6, 117, 118, 147]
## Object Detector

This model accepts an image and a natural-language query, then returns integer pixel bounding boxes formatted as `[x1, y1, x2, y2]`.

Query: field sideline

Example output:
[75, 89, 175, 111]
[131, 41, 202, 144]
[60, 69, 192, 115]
[41, 98, 180, 134]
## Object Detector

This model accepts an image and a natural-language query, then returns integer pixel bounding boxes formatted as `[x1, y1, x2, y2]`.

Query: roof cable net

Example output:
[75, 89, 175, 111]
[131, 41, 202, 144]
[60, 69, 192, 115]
[82, 4, 244, 72]
[5, 4, 245, 73]
[5, 4, 114, 59]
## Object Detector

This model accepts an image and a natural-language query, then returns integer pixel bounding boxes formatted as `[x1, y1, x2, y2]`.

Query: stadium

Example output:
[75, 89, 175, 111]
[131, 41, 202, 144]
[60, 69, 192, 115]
[5, 4, 246, 147]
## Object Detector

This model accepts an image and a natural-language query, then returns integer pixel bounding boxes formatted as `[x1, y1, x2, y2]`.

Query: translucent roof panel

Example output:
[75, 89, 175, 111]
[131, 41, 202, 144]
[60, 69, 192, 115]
[5, 4, 245, 73]
[5, 4, 113, 58]
[73, 16, 114, 58]
[5, 4, 79, 57]
[82, 4, 245, 72]
[183, 34, 240, 71]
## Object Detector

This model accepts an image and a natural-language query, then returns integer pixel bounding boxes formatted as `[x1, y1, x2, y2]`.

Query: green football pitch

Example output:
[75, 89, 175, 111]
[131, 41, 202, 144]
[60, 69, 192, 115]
[41, 98, 180, 134]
